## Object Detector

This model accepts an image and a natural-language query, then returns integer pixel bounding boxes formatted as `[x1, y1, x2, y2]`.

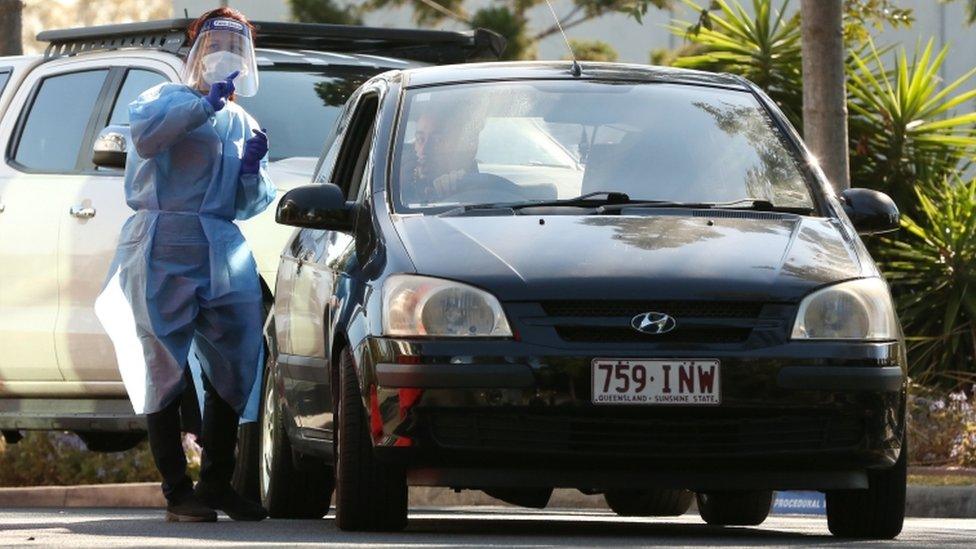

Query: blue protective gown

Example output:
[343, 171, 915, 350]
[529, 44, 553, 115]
[96, 83, 275, 417]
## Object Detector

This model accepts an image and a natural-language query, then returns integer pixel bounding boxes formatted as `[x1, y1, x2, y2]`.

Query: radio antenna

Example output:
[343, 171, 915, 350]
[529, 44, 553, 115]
[543, 0, 581, 77]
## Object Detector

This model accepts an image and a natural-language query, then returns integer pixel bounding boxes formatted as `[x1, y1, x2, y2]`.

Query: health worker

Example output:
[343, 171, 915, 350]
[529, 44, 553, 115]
[95, 7, 273, 523]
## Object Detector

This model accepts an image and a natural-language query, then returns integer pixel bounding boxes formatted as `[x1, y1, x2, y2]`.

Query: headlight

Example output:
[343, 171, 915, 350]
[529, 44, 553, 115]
[791, 278, 899, 340]
[382, 275, 512, 337]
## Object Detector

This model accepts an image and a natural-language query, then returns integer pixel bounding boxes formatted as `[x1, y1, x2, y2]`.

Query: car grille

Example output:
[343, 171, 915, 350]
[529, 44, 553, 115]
[555, 326, 752, 343]
[541, 301, 764, 319]
[537, 300, 766, 344]
[429, 411, 864, 458]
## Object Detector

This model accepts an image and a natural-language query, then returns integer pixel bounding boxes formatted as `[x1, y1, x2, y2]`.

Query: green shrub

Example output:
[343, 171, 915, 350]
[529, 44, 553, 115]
[848, 40, 976, 212]
[0, 431, 200, 487]
[879, 178, 976, 386]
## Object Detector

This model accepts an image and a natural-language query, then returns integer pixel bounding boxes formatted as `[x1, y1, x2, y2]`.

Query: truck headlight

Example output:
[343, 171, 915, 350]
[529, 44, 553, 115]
[791, 278, 899, 341]
[382, 275, 512, 337]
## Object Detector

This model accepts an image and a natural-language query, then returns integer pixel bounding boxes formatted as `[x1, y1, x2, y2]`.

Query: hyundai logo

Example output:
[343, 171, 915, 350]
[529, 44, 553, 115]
[631, 312, 677, 335]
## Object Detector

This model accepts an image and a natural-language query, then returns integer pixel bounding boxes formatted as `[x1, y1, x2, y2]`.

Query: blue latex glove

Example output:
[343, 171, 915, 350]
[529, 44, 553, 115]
[241, 129, 268, 175]
[205, 71, 238, 112]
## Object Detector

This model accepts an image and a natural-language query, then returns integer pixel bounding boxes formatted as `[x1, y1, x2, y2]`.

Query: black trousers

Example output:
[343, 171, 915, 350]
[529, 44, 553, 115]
[145, 373, 239, 503]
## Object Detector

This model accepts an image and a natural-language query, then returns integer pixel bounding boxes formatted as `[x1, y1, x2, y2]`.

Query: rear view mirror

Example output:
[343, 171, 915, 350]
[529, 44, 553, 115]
[276, 183, 354, 231]
[92, 125, 130, 169]
[840, 188, 900, 235]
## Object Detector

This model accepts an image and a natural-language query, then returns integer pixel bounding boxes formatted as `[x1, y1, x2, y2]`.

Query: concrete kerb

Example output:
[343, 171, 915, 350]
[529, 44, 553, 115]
[0, 484, 973, 518]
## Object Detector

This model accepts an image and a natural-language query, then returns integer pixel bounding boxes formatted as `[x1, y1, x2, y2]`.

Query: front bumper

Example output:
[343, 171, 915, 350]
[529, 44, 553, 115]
[357, 337, 906, 491]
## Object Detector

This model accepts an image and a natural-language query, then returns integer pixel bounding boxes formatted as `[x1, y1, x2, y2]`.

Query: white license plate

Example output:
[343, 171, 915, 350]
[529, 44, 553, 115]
[591, 359, 721, 405]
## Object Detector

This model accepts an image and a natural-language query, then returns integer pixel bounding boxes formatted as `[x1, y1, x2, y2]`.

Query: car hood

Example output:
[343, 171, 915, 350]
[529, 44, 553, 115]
[392, 213, 869, 302]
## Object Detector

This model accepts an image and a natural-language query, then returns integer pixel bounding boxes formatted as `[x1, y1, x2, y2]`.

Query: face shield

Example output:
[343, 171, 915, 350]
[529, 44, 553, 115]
[182, 18, 259, 97]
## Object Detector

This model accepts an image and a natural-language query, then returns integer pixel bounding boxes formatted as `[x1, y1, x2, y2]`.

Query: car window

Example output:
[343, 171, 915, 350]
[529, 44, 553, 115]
[13, 69, 109, 172]
[236, 66, 382, 162]
[393, 80, 815, 213]
[331, 93, 379, 200]
[109, 69, 168, 125]
[0, 71, 11, 97]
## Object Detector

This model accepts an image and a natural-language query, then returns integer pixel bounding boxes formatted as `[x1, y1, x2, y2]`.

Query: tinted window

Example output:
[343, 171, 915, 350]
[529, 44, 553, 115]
[393, 81, 814, 213]
[0, 71, 10, 97]
[109, 69, 168, 125]
[14, 70, 108, 172]
[236, 67, 381, 162]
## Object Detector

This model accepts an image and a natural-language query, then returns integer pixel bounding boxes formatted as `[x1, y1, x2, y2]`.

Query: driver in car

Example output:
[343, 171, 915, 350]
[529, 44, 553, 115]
[400, 105, 483, 204]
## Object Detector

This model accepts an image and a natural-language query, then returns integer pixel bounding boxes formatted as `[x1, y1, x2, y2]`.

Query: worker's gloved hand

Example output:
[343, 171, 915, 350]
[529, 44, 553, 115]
[205, 71, 238, 112]
[241, 129, 268, 175]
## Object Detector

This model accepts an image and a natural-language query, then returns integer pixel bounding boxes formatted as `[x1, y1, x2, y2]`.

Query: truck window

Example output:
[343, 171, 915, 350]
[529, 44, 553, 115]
[109, 69, 168, 125]
[13, 69, 108, 172]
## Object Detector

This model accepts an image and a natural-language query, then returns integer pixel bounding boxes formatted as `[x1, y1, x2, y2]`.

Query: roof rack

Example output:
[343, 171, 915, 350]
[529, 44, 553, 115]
[37, 19, 506, 65]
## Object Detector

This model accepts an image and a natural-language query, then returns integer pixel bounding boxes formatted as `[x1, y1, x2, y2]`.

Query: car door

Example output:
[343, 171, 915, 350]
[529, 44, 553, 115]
[55, 62, 174, 382]
[275, 87, 381, 437]
[0, 62, 113, 385]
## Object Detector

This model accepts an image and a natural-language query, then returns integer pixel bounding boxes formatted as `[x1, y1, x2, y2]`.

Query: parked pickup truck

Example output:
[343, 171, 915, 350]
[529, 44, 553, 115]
[0, 18, 502, 461]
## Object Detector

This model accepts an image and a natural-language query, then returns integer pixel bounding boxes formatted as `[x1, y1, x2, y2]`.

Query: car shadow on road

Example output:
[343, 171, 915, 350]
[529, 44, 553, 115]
[0, 509, 871, 547]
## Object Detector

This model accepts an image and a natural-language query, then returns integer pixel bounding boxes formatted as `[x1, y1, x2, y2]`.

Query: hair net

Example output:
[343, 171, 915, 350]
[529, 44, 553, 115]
[182, 18, 259, 97]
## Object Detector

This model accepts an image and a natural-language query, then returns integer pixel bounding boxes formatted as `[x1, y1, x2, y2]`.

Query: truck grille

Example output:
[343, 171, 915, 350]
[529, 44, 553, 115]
[429, 411, 863, 458]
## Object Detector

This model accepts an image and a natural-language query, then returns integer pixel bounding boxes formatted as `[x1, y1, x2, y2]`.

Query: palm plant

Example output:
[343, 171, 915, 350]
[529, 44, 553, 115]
[879, 178, 976, 386]
[668, 0, 803, 126]
[847, 39, 976, 212]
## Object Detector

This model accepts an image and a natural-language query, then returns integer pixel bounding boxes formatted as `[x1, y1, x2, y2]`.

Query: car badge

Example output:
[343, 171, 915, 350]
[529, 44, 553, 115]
[631, 312, 677, 335]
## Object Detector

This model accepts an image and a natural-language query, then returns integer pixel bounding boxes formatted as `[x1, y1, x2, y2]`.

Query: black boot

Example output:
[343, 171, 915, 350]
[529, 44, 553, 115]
[195, 376, 267, 521]
[166, 492, 218, 522]
[195, 483, 268, 521]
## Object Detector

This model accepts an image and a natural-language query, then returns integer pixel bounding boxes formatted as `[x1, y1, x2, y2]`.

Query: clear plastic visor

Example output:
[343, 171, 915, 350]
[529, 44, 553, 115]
[182, 18, 259, 97]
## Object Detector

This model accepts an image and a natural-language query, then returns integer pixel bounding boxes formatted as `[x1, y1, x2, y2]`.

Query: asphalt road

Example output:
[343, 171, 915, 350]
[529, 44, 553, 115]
[1, 508, 974, 548]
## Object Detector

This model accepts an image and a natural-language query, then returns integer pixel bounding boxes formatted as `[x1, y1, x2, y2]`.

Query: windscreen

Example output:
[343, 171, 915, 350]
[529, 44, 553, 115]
[392, 80, 814, 212]
[236, 67, 381, 161]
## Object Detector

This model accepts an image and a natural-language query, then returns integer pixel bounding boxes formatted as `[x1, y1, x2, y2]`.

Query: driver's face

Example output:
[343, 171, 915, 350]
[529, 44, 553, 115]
[413, 115, 440, 161]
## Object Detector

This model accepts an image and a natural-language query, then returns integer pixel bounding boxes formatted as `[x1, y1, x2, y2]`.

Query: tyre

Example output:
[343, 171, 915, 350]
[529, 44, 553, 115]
[826, 438, 906, 539]
[75, 431, 146, 453]
[697, 490, 773, 526]
[605, 489, 694, 517]
[258, 355, 334, 519]
[334, 346, 408, 532]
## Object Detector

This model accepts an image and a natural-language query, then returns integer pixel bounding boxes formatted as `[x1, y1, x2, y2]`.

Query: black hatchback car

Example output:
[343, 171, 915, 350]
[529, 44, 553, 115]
[262, 62, 907, 539]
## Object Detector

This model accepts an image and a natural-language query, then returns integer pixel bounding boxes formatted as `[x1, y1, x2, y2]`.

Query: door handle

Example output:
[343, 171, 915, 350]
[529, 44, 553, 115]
[69, 205, 96, 219]
[0, 202, 5, 213]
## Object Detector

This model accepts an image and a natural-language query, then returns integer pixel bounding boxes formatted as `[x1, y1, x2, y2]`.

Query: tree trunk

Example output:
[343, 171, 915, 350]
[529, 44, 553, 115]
[0, 0, 23, 57]
[800, 0, 849, 191]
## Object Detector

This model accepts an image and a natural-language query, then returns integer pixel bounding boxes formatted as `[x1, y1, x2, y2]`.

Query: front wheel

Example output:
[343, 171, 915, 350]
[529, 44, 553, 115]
[696, 490, 773, 526]
[334, 346, 408, 532]
[826, 439, 906, 539]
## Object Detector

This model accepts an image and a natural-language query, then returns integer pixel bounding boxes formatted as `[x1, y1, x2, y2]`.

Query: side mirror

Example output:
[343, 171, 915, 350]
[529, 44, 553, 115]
[840, 188, 900, 235]
[92, 125, 130, 169]
[275, 183, 354, 231]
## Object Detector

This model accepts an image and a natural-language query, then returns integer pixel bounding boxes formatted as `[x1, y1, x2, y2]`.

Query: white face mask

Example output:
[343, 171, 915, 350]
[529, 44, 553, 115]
[201, 51, 247, 86]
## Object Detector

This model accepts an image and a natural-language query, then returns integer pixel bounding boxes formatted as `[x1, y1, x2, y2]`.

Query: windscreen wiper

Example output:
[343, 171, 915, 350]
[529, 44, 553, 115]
[438, 192, 814, 216]
[704, 198, 815, 214]
[438, 191, 682, 216]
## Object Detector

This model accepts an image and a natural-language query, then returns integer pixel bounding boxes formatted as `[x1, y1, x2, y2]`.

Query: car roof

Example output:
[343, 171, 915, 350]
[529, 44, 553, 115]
[400, 61, 750, 90]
